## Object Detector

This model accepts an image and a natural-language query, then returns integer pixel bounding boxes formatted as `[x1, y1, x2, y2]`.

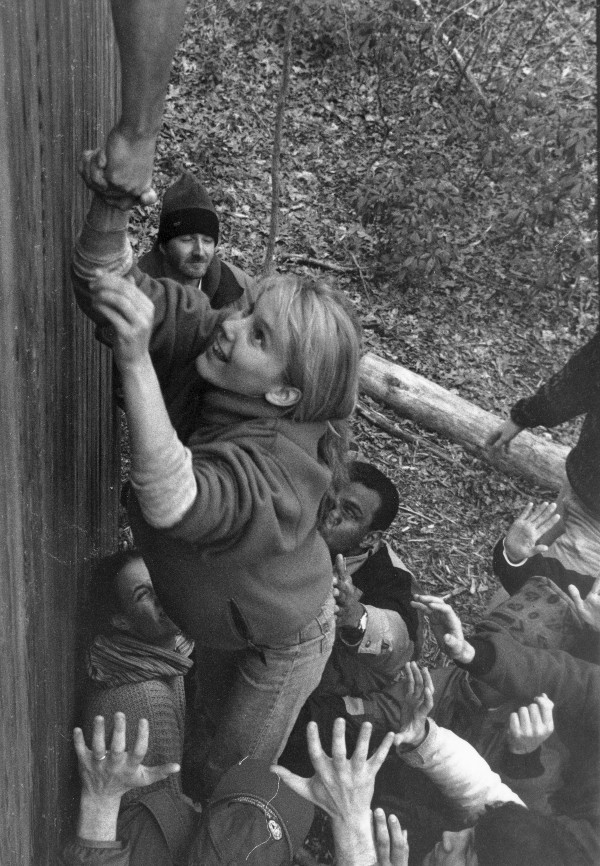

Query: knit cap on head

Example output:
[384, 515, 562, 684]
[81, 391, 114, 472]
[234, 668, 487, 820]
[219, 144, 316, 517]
[158, 172, 219, 245]
[188, 759, 314, 866]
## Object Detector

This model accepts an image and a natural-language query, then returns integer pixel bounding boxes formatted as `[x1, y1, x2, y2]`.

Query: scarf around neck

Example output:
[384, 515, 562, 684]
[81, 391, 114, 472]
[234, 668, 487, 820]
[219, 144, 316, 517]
[87, 632, 194, 689]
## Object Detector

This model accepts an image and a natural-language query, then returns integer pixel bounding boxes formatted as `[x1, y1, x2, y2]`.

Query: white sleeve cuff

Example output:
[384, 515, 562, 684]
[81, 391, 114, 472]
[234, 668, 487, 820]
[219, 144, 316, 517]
[72, 234, 133, 282]
[130, 434, 197, 529]
[502, 540, 528, 568]
[72, 197, 134, 282]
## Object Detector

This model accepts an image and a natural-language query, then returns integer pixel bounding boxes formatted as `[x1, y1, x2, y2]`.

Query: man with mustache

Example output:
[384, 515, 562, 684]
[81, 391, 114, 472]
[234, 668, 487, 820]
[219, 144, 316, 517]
[139, 172, 256, 312]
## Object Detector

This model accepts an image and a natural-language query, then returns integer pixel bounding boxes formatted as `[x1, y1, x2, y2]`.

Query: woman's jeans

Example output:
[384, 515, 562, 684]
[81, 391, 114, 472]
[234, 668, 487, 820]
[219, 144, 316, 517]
[186, 594, 335, 799]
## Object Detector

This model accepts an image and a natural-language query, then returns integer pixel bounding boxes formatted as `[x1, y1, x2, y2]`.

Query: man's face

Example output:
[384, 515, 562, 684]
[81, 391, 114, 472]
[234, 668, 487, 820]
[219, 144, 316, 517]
[161, 233, 216, 281]
[115, 558, 180, 644]
[318, 481, 382, 557]
[422, 829, 478, 866]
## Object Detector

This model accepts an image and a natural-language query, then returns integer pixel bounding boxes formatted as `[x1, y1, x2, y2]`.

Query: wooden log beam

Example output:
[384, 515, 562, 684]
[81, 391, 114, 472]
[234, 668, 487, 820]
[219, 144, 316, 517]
[360, 352, 568, 491]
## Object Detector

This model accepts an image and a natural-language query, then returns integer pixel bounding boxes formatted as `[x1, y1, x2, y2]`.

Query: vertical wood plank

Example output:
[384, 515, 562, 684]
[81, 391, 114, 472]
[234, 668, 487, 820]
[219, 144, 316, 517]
[0, 0, 120, 861]
[0, 14, 33, 861]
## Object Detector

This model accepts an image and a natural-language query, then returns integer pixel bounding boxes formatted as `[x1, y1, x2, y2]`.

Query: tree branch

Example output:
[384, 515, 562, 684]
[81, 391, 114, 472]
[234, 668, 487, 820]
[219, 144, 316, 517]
[408, 0, 491, 111]
[357, 401, 455, 465]
[262, 1, 298, 276]
[278, 254, 356, 273]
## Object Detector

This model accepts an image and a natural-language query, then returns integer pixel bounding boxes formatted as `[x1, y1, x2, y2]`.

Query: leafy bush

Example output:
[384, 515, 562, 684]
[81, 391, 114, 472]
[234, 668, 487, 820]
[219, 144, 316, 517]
[300, 0, 598, 293]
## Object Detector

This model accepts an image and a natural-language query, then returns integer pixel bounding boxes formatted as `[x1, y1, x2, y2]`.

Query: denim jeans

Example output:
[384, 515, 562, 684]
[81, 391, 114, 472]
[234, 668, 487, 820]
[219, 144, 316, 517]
[186, 593, 335, 799]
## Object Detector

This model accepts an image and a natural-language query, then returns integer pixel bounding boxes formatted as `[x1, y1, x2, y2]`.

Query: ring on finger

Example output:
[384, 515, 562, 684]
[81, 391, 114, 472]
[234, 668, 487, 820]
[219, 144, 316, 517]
[94, 752, 108, 762]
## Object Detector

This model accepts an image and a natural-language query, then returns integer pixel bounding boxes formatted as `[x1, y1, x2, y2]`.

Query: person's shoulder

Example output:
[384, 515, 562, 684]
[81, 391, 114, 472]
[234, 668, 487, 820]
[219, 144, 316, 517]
[221, 258, 255, 289]
[383, 542, 414, 576]
[84, 679, 156, 723]
[137, 245, 165, 278]
[214, 258, 257, 310]
[356, 542, 422, 597]
[351, 543, 413, 594]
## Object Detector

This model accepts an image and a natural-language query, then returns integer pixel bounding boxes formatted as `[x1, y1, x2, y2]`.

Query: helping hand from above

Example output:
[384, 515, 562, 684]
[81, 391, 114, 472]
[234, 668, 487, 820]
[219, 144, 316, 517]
[79, 126, 158, 210]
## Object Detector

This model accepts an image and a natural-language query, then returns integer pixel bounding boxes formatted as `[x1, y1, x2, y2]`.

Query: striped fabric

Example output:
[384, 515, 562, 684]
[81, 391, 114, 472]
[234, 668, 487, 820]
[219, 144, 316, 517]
[87, 632, 194, 688]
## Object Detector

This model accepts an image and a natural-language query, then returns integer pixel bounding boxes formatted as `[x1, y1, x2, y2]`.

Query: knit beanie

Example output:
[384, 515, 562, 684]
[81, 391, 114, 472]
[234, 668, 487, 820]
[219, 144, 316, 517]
[157, 172, 219, 245]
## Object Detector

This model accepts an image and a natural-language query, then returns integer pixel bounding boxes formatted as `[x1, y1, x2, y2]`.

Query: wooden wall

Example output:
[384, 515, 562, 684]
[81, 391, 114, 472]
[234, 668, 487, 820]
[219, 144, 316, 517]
[0, 1, 119, 862]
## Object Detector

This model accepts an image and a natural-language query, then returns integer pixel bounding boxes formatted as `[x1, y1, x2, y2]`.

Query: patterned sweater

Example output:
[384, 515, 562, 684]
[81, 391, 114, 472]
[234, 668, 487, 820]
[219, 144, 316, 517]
[84, 677, 186, 805]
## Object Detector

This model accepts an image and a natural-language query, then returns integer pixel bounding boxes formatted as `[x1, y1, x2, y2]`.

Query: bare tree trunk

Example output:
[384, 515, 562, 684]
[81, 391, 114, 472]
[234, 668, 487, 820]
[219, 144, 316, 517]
[262, 1, 297, 276]
[360, 352, 568, 491]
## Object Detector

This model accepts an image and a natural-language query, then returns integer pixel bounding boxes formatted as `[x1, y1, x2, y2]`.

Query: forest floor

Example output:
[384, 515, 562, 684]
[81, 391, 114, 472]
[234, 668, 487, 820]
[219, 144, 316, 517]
[125, 2, 596, 860]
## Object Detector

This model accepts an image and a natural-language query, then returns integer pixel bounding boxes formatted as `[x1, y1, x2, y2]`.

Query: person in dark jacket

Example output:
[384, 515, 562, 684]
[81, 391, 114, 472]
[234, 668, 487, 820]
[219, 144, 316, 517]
[138, 172, 256, 312]
[486, 330, 600, 574]
[279, 461, 423, 774]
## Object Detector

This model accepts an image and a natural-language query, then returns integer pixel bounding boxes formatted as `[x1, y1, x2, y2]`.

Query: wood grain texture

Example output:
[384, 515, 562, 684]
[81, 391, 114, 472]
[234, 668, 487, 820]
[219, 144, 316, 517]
[0, 0, 119, 862]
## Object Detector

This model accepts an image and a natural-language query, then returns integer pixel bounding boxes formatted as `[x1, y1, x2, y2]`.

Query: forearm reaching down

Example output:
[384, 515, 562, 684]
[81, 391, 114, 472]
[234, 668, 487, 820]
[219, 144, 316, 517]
[86, 0, 188, 205]
[111, 0, 187, 140]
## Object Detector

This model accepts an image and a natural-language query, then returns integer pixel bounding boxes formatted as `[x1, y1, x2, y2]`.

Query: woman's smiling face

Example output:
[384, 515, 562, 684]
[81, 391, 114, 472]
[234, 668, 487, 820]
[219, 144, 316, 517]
[195, 295, 295, 401]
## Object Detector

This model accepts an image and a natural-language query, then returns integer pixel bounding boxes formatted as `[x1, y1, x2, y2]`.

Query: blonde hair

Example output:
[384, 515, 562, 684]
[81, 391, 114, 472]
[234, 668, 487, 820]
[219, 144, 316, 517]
[259, 274, 362, 423]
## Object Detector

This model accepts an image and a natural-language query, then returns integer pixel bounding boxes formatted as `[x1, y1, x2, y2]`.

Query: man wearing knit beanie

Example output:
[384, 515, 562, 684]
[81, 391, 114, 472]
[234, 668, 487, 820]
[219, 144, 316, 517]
[139, 172, 256, 311]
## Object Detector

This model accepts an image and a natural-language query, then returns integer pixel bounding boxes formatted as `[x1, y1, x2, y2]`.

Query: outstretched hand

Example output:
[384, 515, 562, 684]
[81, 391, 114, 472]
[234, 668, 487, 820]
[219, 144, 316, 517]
[393, 662, 434, 751]
[504, 501, 561, 563]
[507, 694, 554, 755]
[79, 125, 158, 209]
[486, 419, 523, 454]
[271, 718, 394, 823]
[411, 595, 475, 664]
[374, 809, 409, 866]
[569, 577, 600, 632]
[74, 713, 180, 803]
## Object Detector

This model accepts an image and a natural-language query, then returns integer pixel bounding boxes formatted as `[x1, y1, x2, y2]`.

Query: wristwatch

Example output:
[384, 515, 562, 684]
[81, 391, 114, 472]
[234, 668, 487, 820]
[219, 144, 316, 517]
[340, 606, 368, 646]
